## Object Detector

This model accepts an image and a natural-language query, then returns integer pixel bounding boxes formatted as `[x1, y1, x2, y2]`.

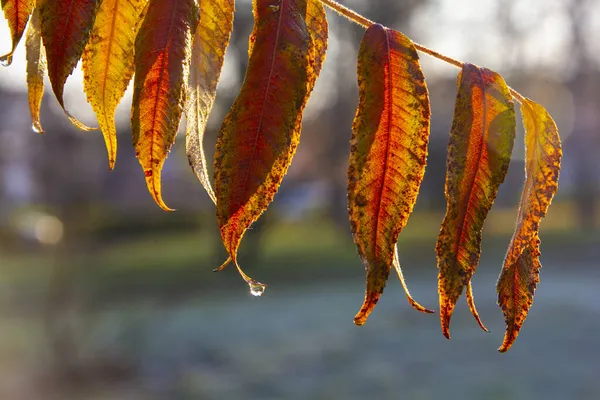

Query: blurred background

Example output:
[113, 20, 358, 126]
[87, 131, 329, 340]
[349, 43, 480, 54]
[0, 0, 599, 398]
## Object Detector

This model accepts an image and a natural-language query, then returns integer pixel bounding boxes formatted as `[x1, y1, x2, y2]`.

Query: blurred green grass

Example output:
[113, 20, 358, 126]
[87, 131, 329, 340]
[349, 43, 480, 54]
[0, 199, 594, 304]
[0, 200, 597, 399]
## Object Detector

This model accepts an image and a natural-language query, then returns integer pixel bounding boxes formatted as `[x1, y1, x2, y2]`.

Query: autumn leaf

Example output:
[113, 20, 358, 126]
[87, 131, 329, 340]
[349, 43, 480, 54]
[466, 280, 487, 333]
[39, 0, 100, 131]
[185, 0, 234, 205]
[497, 99, 561, 352]
[391, 245, 434, 314]
[25, 8, 45, 134]
[214, 0, 328, 290]
[0, 0, 34, 66]
[131, 0, 200, 211]
[82, 0, 148, 170]
[436, 63, 516, 339]
[348, 24, 432, 326]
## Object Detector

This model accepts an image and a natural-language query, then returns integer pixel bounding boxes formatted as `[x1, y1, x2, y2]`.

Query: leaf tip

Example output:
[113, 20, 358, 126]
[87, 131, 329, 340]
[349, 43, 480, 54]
[419, 305, 436, 314]
[144, 168, 174, 212]
[498, 323, 521, 352]
[405, 292, 435, 314]
[498, 338, 513, 353]
[466, 281, 489, 332]
[354, 292, 380, 326]
[66, 112, 98, 132]
[105, 138, 117, 170]
[440, 302, 454, 339]
[441, 324, 451, 340]
[393, 251, 435, 314]
[213, 257, 232, 272]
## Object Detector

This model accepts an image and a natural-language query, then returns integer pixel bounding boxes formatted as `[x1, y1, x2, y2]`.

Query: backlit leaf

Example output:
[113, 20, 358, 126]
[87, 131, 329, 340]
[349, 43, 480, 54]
[497, 99, 561, 352]
[82, 0, 148, 170]
[39, 0, 100, 131]
[436, 63, 516, 338]
[0, 0, 34, 66]
[466, 280, 488, 333]
[25, 8, 45, 134]
[185, 0, 235, 205]
[131, 0, 200, 210]
[348, 24, 432, 326]
[214, 0, 328, 291]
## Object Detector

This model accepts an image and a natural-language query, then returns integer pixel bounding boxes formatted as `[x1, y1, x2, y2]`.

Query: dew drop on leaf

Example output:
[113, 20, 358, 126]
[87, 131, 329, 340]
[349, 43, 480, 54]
[31, 123, 44, 134]
[249, 281, 266, 297]
[0, 55, 13, 67]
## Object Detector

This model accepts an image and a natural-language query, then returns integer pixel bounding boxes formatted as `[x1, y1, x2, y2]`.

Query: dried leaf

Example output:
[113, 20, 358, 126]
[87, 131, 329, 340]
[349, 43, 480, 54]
[214, 0, 328, 291]
[0, 0, 34, 66]
[39, 0, 100, 131]
[348, 24, 432, 326]
[131, 0, 200, 210]
[185, 0, 234, 205]
[82, 0, 148, 170]
[497, 98, 561, 352]
[436, 63, 516, 338]
[25, 8, 45, 134]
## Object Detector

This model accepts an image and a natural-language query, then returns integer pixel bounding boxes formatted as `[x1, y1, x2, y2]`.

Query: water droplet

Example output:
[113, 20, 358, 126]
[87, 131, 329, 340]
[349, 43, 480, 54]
[249, 282, 266, 297]
[0, 55, 13, 67]
[31, 123, 44, 134]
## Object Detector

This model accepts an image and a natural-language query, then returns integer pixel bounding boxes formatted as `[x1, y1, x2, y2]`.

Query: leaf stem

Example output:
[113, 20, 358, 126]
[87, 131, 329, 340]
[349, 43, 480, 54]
[318, 0, 525, 104]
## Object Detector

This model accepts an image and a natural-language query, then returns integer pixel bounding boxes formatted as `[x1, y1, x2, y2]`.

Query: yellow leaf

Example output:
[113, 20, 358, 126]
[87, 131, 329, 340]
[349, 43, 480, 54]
[25, 8, 45, 133]
[436, 63, 516, 338]
[497, 98, 561, 352]
[185, 0, 234, 205]
[82, 0, 148, 170]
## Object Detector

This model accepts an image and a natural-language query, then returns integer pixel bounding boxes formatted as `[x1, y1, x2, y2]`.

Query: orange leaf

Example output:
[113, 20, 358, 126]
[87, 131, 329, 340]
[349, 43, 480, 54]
[214, 0, 328, 291]
[131, 0, 200, 211]
[185, 0, 234, 205]
[436, 63, 516, 338]
[82, 0, 148, 170]
[0, 0, 34, 66]
[39, 0, 100, 131]
[25, 8, 45, 134]
[348, 24, 432, 326]
[497, 99, 561, 352]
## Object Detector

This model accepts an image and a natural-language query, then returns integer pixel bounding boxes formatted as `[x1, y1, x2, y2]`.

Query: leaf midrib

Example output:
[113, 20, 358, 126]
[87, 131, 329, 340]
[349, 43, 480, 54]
[235, 1, 285, 213]
[454, 68, 488, 274]
[372, 28, 394, 264]
[99, 0, 119, 130]
[53, 0, 76, 101]
[508, 102, 540, 327]
[147, 0, 178, 195]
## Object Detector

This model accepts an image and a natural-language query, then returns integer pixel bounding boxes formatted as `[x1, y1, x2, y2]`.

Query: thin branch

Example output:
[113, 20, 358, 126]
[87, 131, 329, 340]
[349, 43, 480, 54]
[319, 0, 372, 28]
[412, 43, 463, 68]
[508, 88, 526, 103]
[319, 0, 525, 103]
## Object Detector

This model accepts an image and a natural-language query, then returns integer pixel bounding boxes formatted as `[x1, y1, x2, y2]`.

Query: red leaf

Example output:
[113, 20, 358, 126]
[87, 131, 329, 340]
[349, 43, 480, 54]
[131, 0, 200, 210]
[39, 0, 100, 130]
[214, 0, 328, 291]
[348, 24, 432, 325]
